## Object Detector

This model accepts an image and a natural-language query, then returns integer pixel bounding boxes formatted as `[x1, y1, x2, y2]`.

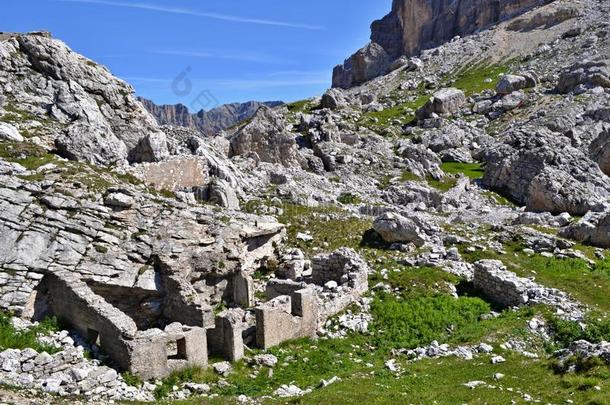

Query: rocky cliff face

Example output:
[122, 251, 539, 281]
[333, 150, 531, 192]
[333, 0, 550, 88]
[139, 98, 283, 137]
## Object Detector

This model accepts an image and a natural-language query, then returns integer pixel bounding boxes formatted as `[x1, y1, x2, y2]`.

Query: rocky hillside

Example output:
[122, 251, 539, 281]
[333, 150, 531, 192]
[1, 0, 610, 403]
[138, 98, 283, 137]
[0, 32, 168, 165]
[333, 0, 554, 88]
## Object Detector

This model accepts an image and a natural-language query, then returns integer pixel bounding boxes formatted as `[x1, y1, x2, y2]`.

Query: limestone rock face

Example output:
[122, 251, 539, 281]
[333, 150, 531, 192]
[0, 33, 167, 165]
[333, 0, 549, 88]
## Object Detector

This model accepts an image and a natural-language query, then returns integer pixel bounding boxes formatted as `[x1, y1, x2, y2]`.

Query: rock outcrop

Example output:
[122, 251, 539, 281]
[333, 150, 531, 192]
[228, 106, 307, 169]
[333, 0, 550, 88]
[481, 126, 610, 215]
[0, 32, 168, 165]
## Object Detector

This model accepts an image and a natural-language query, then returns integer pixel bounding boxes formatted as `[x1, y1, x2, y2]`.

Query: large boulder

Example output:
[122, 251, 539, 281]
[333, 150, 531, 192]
[557, 60, 610, 93]
[320, 88, 348, 110]
[561, 209, 610, 248]
[397, 142, 444, 180]
[416, 88, 466, 120]
[0, 122, 23, 142]
[373, 212, 426, 247]
[481, 126, 610, 215]
[496, 75, 532, 95]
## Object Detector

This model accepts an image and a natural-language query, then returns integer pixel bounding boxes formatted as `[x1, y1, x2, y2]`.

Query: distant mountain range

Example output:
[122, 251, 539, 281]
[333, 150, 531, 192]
[138, 98, 284, 136]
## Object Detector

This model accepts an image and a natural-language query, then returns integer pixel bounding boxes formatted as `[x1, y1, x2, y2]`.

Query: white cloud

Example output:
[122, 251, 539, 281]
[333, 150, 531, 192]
[58, 0, 324, 30]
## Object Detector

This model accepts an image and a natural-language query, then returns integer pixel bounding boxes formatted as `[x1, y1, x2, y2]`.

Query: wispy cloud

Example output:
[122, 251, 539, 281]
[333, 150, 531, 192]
[58, 0, 324, 30]
[210, 70, 330, 90]
[152, 50, 294, 65]
[121, 70, 330, 90]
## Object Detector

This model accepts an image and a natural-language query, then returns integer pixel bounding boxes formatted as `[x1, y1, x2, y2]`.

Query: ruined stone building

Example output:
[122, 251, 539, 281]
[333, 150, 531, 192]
[0, 172, 370, 379]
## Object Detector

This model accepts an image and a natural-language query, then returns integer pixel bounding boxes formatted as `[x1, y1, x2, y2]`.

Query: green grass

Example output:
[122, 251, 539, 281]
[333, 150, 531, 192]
[276, 203, 372, 256]
[461, 244, 610, 313]
[440, 162, 485, 180]
[400, 171, 422, 182]
[286, 99, 318, 114]
[427, 176, 458, 192]
[0, 313, 61, 354]
[547, 314, 610, 349]
[282, 353, 610, 405]
[482, 190, 519, 207]
[0, 142, 56, 170]
[369, 294, 490, 351]
[447, 64, 510, 96]
[360, 95, 429, 130]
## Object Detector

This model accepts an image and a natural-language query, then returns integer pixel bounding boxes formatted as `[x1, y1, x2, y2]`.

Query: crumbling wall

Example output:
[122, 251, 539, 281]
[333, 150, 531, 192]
[128, 324, 208, 379]
[255, 289, 318, 349]
[312, 248, 369, 294]
[265, 279, 308, 300]
[473, 260, 532, 307]
[42, 271, 139, 371]
[41, 271, 208, 379]
[206, 309, 246, 362]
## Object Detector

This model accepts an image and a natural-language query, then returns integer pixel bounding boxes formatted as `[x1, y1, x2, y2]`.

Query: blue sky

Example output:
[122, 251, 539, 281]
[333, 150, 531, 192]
[1, 0, 391, 109]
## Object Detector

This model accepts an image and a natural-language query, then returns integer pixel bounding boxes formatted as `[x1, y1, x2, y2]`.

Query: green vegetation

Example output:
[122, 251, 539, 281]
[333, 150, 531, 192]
[0, 142, 56, 170]
[121, 372, 143, 388]
[369, 262, 459, 298]
[482, 190, 518, 207]
[360, 95, 429, 130]
[548, 315, 610, 349]
[337, 192, 362, 205]
[0, 313, 61, 353]
[447, 64, 510, 96]
[155, 367, 217, 399]
[461, 244, 610, 313]
[400, 170, 421, 182]
[286, 99, 318, 114]
[284, 353, 610, 405]
[93, 244, 109, 254]
[370, 294, 489, 350]
[440, 162, 485, 180]
[427, 176, 458, 192]
[276, 203, 372, 256]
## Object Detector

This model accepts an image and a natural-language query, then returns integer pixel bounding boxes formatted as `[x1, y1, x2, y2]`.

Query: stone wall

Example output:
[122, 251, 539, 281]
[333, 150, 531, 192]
[40, 271, 208, 379]
[473, 260, 531, 307]
[255, 289, 318, 350]
[312, 248, 369, 294]
[473, 260, 585, 320]
[206, 309, 246, 362]
[134, 157, 208, 192]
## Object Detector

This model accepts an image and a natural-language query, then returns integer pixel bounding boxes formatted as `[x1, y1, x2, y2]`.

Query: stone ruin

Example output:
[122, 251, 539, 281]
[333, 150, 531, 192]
[8, 242, 370, 380]
[0, 173, 370, 379]
[39, 271, 207, 380]
[205, 247, 370, 361]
